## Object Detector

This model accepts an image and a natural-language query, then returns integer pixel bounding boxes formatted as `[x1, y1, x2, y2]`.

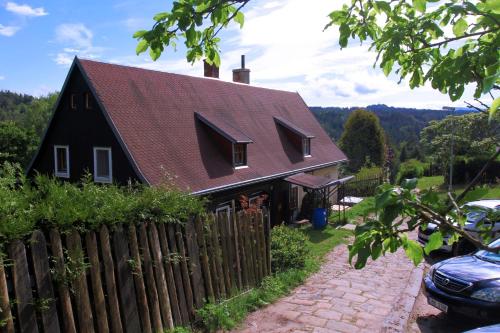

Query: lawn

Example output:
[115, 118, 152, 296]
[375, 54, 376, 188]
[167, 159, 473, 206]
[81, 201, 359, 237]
[417, 176, 500, 203]
[329, 197, 375, 225]
[417, 176, 444, 190]
[300, 226, 352, 262]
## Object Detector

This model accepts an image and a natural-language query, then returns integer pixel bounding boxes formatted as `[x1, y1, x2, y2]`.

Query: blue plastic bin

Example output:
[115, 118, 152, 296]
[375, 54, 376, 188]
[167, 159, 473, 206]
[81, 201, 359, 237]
[312, 208, 327, 229]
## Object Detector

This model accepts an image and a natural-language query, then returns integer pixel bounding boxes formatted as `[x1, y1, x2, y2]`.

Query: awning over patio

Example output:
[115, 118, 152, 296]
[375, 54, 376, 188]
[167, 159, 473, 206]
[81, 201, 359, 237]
[284, 172, 353, 190]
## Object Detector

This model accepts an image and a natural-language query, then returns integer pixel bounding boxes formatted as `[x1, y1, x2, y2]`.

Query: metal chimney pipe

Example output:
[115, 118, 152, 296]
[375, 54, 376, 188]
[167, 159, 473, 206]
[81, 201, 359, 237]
[241, 55, 245, 69]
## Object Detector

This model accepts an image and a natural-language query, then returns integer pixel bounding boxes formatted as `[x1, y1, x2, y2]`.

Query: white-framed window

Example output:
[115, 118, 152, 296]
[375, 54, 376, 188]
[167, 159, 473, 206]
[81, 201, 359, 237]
[215, 204, 231, 217]
[233, 143, 247, 167]
[54, 145, 70, 178]
[70, 93, 77, 110]
[302, 138, 311, 157]
[249, 195, 259, 208]
[85, 92, 92, 110]
[93, 147, 112, 183]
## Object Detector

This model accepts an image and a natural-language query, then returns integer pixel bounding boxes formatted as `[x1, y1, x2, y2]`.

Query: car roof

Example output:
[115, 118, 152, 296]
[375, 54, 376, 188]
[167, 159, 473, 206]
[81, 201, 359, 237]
[463, 199, 500, 210]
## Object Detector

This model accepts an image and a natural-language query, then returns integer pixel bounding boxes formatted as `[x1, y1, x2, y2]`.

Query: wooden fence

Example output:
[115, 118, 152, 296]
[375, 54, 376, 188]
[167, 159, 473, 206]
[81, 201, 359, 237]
[0, 210, 271, 333]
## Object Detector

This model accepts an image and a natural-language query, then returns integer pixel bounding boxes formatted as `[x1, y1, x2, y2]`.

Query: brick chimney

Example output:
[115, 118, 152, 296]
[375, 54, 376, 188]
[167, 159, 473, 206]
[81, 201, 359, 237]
[204, 60, 219, 78]
[232, 55, 250, 84]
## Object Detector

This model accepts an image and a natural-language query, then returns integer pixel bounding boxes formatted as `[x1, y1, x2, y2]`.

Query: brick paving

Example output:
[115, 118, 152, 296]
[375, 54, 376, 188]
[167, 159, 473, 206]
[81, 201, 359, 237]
[232, 233, 421, 333]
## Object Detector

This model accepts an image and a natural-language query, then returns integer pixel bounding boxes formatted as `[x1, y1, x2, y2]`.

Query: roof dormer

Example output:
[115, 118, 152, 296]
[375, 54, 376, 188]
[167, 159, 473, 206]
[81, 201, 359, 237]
[274, 116, 314, 157]
[196, 112, 252, 168]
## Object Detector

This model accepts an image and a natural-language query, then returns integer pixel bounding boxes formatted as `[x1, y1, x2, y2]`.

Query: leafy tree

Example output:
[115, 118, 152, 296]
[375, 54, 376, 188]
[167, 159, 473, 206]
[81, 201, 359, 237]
[399, 144, 408, 162]
[420, 111, 499, 167]
[139, 0, 500, 263]
[0, 121, 37, 167]
[339, 109, 385, 172]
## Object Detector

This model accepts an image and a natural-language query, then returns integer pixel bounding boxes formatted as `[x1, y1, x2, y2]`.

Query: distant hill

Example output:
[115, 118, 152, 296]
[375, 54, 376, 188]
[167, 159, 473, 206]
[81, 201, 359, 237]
[0, 90, 34, 122]
[310, 104, 474, 145]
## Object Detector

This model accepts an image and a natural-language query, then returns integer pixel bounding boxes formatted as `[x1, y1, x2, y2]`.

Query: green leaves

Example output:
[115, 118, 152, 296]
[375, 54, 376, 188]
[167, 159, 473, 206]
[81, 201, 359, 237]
[413, 0, 426, 13]
[424, 232, 443, 254]
[402, 237, 424, 266]
[135, 40, 149, 55]
[489, 97, 500, 119]
[452, 18, 468, 37]
[135, 0, 246, 63]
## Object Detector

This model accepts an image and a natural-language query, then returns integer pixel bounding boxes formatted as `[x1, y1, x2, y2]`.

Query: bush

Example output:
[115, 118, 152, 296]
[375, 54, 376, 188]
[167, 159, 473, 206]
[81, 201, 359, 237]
[396, 159, 429, 184]
[445, 156, 500, 185]
[0, 162, 206, 243]
[270, 225, 309, 272]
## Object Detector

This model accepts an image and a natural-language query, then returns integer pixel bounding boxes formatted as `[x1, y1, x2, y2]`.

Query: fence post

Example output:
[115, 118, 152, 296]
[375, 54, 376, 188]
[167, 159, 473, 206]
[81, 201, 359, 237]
[0, 253, 14, 333]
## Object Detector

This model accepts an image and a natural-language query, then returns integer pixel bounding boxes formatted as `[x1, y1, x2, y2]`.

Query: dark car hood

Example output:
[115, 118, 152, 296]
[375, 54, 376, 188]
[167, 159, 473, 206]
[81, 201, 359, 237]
[437, 255, 500, 283]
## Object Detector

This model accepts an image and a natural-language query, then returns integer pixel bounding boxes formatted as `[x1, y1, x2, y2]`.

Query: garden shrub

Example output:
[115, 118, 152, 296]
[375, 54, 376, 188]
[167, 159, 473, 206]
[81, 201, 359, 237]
[396, 159, 428, 184]
[0, 162, 206, 243]
[445, 156, 500, 185]
[270, 225, 309, 272]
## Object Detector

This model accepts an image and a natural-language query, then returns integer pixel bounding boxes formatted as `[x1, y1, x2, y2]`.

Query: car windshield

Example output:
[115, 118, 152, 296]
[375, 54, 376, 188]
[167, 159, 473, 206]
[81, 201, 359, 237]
[475, 238, 500, 263]
[462, 205, 488, 223]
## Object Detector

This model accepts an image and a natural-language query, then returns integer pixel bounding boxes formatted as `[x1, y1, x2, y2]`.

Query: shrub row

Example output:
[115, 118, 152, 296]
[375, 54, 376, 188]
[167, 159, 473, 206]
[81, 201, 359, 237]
[396, 159, 430, 184]
[0, 163, 205, 243]
[445, 156, 500, 185]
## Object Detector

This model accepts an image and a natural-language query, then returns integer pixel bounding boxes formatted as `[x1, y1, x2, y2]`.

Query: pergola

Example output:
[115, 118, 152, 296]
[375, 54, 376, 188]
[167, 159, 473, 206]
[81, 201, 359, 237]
[284, 172, 354, 224]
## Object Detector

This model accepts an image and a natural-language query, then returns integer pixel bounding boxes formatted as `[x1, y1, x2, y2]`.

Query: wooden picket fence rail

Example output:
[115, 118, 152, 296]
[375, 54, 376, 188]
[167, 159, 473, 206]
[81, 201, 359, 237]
[0, 209, 271, 333]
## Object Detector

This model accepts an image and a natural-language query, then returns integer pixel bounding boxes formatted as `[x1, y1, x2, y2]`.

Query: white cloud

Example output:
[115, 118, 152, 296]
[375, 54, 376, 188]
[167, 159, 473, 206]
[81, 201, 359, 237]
[214, 0, 479, 108]
[0, 24, 20, 36]
[0, 75, 5, 80]
[5, 2, 48, 17]
[53, 23, 105, 66]
[55, 23, 93, 49]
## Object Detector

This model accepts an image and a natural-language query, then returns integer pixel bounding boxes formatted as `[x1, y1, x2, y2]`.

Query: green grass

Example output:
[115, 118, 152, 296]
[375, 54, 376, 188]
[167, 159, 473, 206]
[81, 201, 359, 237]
[417, 176, 444, 190]
[196, 226, 351, 332]
[417, 176, 499, 203]
[329, 197, 375, 225]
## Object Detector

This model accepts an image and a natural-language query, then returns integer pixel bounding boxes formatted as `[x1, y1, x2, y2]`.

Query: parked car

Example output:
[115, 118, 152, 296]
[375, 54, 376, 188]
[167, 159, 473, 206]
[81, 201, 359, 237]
[418, 199, 500, 255]
[424, 237, 500, 321]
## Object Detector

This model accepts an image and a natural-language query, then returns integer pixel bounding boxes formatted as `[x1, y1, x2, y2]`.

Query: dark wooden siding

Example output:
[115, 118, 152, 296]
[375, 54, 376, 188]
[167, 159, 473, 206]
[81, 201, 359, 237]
[29, 67, 140, 184]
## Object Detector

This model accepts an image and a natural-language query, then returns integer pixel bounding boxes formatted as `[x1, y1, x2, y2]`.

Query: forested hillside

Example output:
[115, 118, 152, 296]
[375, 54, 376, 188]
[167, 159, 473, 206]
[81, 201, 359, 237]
[310, 105, 474, 145]
[0, 90, 58, 167]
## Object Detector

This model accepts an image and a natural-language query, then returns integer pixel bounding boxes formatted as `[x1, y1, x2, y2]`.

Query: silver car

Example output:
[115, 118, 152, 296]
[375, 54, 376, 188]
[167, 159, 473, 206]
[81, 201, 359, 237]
[418, 199, 500, 255]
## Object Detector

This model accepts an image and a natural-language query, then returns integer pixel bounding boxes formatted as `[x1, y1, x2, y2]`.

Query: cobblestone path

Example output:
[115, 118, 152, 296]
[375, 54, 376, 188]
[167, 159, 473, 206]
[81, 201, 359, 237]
[232, 235, 422, 333]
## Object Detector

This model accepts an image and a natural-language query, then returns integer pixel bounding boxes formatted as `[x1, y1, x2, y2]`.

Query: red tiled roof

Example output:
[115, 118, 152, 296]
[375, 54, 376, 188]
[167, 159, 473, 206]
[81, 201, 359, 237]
[195, 112, 253, 143]
[78, 58, 347, 193]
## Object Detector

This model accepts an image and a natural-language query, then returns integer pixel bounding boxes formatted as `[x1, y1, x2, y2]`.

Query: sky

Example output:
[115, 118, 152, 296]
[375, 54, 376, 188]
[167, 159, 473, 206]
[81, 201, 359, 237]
[0, 0, 483, 108]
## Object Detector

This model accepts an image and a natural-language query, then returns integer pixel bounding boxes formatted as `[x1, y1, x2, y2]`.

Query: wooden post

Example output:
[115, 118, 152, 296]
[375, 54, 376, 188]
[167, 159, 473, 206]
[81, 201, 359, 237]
[217, 213, 232, 295]
[8, 240, 38, 333]
[184, 218, 205, 308]
[99, 225, 123, 333]
[0, 253, 14, 333]
[147, 224, 174, 330]
[30, 231, 60, 333]
[204, 216, 220, 299]
[264, 208, 272, 275]
[49, 230, 77, 333]
[232, 212, 243, 290]
[85, 231, 109, 333]
[175, 223, 195, 319]
[66, 230, 94, 333]
[194, 216, 214, 301]
[127, 225, 152, 333]
[138, 223, 163, 333]
[211, 214, 226, 297]
[166, 223, 190, 324]
[157, 224, 182, 326]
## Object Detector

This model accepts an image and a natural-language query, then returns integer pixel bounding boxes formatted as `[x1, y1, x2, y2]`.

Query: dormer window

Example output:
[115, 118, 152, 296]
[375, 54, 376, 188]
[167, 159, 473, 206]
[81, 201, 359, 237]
[85, 92, 92, 109]
[303, 138, 311, 157]
[195, 112, 253, 169]
[274, 116, 315, 157]
[233, 144, 247, 167]
[70, 94, 77, 110]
